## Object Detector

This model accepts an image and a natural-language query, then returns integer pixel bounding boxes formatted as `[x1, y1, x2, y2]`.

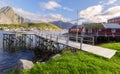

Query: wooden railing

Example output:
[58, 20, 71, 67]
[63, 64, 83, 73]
[36, 31, 84, 49]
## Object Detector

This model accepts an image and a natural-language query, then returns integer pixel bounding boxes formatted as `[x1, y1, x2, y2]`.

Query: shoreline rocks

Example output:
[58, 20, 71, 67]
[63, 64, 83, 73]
[51, 54, 61, 59]
[14, 59, 34, 71]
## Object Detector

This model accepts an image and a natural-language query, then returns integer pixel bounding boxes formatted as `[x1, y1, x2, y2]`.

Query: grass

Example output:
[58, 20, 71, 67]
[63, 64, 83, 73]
[9, 42, 120, 74]
[100, 42, 120, 51]
[0, 24, 28, 30]
[0, 23, 61, 30]
[28, 23, 61, 30]
[84, 23, 104, 29]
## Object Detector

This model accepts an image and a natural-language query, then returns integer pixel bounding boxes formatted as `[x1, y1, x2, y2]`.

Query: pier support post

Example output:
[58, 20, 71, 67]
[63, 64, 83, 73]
[92, 36, 95, 45]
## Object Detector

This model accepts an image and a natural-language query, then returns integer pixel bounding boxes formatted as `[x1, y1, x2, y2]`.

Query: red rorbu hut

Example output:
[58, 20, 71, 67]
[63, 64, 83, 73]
[69, 23, 120, 42]
[108, 17, 120, 24]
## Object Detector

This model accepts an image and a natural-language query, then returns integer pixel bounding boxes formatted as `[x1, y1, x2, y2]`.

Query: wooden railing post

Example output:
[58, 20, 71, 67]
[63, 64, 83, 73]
[80, 37, 83, 49]
[66, 34, 69, 45]
[76, 34, 78, 42]
[56, 35, 58, 42]
[46, 35, 47, 39]
[59, 33, 60, 39]
[92, 36, 94, 45]
[50, 34, 52, 40]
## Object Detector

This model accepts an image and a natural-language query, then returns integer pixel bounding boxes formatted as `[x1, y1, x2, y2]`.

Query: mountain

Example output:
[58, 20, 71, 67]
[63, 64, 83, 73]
[50, 21, 74, 29]
[0, 6, 29, 24]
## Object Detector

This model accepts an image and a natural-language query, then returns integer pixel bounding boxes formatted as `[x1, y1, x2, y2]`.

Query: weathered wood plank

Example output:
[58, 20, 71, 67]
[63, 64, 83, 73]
[3, 31, 116, 59]
[38, 32, 116, 59]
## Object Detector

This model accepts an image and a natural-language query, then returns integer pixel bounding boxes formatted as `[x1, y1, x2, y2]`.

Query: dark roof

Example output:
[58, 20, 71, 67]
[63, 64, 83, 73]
[108, 17, 120, 20]
[71, 25, 83, 28]
[70, 23, 120, 29]
[103, 23, 120, 29]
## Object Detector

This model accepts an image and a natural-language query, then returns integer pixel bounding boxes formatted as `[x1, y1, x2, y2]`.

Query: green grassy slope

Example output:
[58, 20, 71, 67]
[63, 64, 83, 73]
[0, 23, 61, 30]
[10, 42, 120, 74]
[28, 23, 61, 30]
[0, 24, 28, 29]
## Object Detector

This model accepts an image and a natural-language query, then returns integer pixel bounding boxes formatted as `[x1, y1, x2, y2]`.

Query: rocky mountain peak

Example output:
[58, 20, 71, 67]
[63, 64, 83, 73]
[0, 6, 29, 24]
[0, 6, 13, 13]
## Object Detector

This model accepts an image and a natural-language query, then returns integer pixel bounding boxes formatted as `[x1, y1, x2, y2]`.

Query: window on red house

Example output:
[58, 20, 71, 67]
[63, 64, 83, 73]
[109, 20, 111, 23]
[88, 29, 92, 33]
[99, 29, 101, 31]
[112, 20, 114, 22]
[115, 19, 117, 21]
[112, 29, 116, 33]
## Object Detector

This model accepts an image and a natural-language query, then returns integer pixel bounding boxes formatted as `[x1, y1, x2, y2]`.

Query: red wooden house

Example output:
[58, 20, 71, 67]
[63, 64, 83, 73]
[108, 17, 120, 24]
[69, 23, 120, 42]
[69, 23, 120, 36]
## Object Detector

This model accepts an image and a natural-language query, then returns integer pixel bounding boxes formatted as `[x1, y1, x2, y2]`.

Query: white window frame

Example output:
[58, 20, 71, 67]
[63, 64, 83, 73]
[99, 29, 101, 31]
[112, 29, 116, 33]
[88, 29, 92, 33]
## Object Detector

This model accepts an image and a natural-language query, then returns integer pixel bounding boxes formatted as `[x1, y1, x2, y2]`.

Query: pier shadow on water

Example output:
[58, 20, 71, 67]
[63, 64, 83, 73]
[33, 47, 62, 63]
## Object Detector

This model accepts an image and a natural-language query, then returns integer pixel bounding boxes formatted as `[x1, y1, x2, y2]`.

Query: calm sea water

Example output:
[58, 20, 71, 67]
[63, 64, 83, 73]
[0, 31, 35, 73]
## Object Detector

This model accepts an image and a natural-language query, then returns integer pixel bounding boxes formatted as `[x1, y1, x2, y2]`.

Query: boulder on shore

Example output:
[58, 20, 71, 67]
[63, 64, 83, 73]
[51, 54, 61, 59]
[14, 59, 34, 71]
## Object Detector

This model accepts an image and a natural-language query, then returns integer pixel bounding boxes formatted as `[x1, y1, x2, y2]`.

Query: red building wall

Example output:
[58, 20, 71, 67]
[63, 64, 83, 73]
[69, 28, 120, 36]
[108, 18, 120, 24]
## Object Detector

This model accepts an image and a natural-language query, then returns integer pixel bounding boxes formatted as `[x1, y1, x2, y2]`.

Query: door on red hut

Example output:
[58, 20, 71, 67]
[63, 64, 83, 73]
[87, 28, 92, 35]
[81, 27, 86, 36]
[111, 29, 116, 37]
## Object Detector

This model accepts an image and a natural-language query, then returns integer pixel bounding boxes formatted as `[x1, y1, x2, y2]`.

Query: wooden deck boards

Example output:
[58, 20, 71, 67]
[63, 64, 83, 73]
[38, 32, 116, 59]
[4, 31, 117, 59]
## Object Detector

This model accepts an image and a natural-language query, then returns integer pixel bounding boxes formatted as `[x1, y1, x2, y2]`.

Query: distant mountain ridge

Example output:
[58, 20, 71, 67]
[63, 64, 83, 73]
[50, 21, 74, 29]
[0, 6, 29, 24]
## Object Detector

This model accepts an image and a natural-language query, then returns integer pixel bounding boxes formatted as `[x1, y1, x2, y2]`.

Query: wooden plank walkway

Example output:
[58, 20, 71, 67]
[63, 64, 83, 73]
[5, 31, 116, 59]
[35, 31, 116, 59]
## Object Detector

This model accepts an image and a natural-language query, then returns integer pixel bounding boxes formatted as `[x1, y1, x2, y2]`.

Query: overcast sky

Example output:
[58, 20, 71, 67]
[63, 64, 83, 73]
[0, 0, 120, 23]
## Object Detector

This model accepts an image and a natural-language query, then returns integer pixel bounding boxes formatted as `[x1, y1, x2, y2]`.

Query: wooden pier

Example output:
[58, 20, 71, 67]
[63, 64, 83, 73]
[3, 33, 35, 51]
[3, 31, 116, 59]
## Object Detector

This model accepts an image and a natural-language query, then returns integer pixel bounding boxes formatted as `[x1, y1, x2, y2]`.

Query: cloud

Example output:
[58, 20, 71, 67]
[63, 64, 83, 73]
[13, 7, 70, 22]
[99, 0, 104, 4]
[80, 5, 102, 17]
[101, 6, 120, 18]
[40, 1, 61, 10]
[103, 6, 120, 15]
[80, 5, 103, 22]
[79, 5, 120, 23]
[99, 0, 117, 5]
[63, 7, 73, 12]
[40, 1, 73, 12]
[107, 0, 117, 5]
